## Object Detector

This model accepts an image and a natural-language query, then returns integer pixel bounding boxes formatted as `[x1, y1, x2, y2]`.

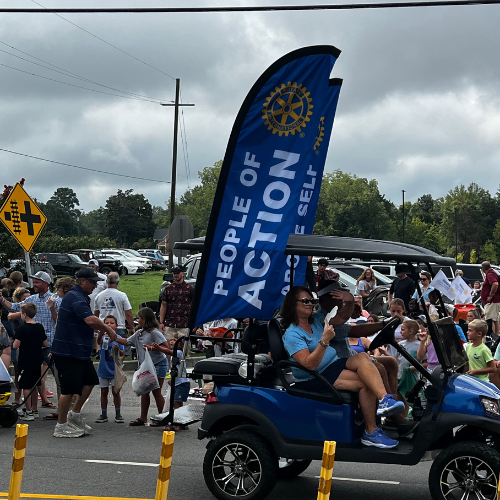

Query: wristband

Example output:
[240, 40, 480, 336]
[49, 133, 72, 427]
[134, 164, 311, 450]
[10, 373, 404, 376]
[319, 340, 329, 348]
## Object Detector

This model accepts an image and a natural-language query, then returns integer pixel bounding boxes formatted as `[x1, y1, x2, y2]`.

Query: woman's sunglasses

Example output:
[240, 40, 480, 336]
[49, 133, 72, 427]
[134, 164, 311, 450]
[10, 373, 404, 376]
[297, 297, 319, 305]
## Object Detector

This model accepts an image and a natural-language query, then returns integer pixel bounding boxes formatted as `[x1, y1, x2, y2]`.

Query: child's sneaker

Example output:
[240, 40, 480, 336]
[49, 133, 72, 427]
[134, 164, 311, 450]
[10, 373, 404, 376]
[361, 427, 399, 448]
[95, 414, 108, 423]
[377, 395, 405, 416]
[115, 414, 124, 423]
[20, 411, 35, 421]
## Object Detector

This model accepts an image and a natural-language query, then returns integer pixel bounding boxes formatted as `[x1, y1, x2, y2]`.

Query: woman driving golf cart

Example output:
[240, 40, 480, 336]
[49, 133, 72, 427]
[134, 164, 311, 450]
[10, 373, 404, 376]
[281, 284, 405, 449]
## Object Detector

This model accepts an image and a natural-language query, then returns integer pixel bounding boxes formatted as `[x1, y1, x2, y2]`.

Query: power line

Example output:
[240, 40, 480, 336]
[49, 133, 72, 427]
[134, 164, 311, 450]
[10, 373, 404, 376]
[0, 0, 499, 12]
[0, 148, 170, 184]
[0, 40, 167, 102]
[0, 61, 162, 103]
[30, 0, 177, 81]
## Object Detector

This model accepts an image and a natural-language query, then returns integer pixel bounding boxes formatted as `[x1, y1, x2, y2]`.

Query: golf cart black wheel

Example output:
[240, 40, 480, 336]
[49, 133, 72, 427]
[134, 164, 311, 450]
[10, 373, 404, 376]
[0, 406, 19, 427]
[203, 430, 278, 500]
[277, 458, 312, 479]
[429, 441, 500, 500]
[100, 266, 112, 275]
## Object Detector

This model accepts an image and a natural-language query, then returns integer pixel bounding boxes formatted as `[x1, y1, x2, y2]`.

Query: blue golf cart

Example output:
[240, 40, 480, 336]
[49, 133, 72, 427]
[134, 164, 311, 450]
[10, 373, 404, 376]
[167, 234, 500, 500]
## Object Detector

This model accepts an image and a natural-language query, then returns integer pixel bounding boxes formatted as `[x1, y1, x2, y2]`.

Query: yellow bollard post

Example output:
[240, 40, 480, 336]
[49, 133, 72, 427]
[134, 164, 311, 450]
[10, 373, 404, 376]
[317, 440, 336, 500]
[8, 424, 29, 500]
[155, 431, 175, 500]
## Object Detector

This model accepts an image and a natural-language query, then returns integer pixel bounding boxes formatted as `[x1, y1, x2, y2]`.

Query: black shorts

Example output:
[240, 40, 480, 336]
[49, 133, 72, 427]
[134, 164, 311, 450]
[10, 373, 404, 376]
[294, 358, 348, 393]
[18, 366, 42, 389]
[53, 355, 99, 396]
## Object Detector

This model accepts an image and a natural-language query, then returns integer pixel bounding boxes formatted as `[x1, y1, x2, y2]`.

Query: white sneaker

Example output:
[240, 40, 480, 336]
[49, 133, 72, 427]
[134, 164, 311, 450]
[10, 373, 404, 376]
[53, 423, 85, 438]
[20, 412, 35, 421]
[67, 412, 92, 434]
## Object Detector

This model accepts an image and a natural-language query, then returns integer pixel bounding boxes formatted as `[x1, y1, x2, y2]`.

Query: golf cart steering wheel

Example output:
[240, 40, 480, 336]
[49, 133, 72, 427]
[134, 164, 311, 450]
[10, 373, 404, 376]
[368, 317, 401, 351]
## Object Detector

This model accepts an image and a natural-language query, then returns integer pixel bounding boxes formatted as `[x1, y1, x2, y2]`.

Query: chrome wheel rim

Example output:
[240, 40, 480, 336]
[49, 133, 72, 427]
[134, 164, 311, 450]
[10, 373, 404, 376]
[212, 443, 262, 497]
[439, 455, 498, 499]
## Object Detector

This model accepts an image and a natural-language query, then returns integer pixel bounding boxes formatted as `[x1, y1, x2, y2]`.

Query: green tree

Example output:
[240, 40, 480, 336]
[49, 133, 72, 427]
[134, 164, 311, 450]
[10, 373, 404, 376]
[79, 208, 107, 237]
[178, 161, 222, 236]
[440, 183, 495, 261]
[105, 190, 155, 246]
[481, 241, 497, 264]
[313, 170, 397, 240]
[470, 249, 478, 264]
[41, 187, 81, 237]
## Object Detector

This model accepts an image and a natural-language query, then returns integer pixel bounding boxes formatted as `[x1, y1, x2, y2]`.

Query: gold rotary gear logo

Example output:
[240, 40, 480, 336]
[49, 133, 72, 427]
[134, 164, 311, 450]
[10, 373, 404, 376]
[262, 81, 313, 137]
[314, 116, 325, 153]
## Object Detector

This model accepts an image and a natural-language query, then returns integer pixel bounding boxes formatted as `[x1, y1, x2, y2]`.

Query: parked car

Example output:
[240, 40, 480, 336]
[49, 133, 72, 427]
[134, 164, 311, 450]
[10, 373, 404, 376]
[9, 256, 57, 285]
[138, 249, 167, 270]
[70, 249, 123, 275]
[101, 249, 152, 270]
[121, 248, 156, 269]
[37, 252, 87, 277]
[99, 251, 146, 275]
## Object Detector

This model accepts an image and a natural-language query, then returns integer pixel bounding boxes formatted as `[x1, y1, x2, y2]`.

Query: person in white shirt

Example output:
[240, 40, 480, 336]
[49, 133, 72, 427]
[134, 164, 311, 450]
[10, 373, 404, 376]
[94, 273, 135, 354]
[87, 260, 107, 312]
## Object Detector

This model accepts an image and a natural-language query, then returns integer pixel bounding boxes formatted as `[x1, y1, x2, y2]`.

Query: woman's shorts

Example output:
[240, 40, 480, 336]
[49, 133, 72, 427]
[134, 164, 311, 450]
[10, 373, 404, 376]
[294, 358, 348, 393]
[174, 382, 190, 402]
[99, 377, 115, 389]
[18, 367, 42, 389]
[155, 358, 168, 379]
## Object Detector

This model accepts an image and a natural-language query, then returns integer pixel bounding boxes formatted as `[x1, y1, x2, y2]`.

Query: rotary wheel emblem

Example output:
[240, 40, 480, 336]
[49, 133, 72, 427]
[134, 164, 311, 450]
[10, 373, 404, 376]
[314, 116, 325, 151]
[262, 81, 313, 136]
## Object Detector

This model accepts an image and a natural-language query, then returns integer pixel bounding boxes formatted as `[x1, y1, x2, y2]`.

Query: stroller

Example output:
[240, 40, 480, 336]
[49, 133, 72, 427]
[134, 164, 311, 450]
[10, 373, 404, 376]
[0, 360, 18, 427]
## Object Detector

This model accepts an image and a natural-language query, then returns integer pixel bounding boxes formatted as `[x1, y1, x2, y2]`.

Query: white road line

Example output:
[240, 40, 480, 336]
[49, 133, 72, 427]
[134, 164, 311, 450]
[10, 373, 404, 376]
[85, 460, 158, 467]
[315, 476, 400, 485]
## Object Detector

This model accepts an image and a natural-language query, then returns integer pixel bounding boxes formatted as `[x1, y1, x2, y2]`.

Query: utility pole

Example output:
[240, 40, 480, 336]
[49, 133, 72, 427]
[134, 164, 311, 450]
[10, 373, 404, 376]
[402, 190, 406, 243]
[160, 79, 194, 269]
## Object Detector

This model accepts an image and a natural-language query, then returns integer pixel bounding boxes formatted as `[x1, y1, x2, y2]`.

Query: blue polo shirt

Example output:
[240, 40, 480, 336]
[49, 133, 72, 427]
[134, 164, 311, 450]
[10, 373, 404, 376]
[51, 285, 94, 360]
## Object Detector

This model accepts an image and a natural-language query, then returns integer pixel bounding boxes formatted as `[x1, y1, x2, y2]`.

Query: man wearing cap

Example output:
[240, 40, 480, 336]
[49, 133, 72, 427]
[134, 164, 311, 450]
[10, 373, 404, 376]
[50, 267, 117, 438]
[315, 258, 340, 290]
[87, 259, 107, 312]
[159, 265, 194, 340]
[0, 271, 61, 408]
[388, 265, 416, 313]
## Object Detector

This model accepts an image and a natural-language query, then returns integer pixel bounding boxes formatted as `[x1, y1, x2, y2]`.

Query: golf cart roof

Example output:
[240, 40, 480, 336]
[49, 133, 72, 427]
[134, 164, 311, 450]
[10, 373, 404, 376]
[174, 234, 455, 266]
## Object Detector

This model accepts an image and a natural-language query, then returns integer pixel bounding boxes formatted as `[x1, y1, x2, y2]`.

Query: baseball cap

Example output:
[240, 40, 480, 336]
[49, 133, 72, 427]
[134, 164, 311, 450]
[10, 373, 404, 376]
[317, 279, 345, 297]
[88, 259, 99, 266]
[76, 267, 104, 283]
[171, 265, 184, 273]
[29, 271, 52, 284]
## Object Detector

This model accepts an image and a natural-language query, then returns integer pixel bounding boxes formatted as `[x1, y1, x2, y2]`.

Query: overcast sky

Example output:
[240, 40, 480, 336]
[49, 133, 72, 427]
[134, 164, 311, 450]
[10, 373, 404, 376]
[1, 0, 500, 214]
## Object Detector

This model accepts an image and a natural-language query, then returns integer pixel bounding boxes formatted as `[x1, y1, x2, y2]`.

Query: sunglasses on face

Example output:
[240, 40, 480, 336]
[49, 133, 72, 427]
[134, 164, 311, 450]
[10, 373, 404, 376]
[297, 297, 319, 305]
[420, 277, 428, 281]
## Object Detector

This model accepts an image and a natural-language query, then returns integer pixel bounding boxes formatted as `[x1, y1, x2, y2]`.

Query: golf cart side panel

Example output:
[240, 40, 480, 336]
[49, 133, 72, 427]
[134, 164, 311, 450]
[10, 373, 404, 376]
[215, 385, 356, 443]
[440, 374, 500, 415]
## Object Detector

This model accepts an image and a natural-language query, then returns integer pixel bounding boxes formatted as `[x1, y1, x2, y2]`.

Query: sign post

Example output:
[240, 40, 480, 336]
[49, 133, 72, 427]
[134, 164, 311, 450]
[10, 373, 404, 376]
[0, 183, 47, 284]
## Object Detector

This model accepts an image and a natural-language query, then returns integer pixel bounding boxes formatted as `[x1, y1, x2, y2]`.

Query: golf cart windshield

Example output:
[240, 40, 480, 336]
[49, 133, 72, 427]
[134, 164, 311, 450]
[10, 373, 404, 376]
[430, 317, 468, 372]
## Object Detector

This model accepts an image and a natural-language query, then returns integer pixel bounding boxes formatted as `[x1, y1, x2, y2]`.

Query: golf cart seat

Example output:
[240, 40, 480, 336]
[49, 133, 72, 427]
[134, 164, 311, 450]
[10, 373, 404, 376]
[191, 324, 273, 383]
[267, 318, 358, 406]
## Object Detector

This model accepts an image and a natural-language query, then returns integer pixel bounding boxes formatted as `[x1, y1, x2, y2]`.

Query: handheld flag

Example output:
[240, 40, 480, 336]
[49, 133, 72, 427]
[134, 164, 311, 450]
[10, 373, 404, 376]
[430, 270, 455, 301]
[191, 45, 342, 327]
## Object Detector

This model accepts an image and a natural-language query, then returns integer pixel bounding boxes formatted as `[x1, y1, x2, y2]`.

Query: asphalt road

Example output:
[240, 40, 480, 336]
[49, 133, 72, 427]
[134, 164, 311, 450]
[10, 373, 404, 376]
[0, 375, 433, 500]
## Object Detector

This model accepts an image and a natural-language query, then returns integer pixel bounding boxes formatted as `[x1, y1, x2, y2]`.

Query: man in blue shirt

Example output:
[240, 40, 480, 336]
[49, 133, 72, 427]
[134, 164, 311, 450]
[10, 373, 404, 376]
[51, 268, 117, 438]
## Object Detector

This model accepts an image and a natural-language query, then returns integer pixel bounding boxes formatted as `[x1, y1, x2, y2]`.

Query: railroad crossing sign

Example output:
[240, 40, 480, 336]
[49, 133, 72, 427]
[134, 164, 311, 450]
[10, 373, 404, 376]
[0, 183, 47, 252]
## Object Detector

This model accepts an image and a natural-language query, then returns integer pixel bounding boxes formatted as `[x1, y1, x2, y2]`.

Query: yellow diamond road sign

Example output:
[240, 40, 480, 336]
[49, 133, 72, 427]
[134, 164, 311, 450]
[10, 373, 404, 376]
[0, 183, 47, 252]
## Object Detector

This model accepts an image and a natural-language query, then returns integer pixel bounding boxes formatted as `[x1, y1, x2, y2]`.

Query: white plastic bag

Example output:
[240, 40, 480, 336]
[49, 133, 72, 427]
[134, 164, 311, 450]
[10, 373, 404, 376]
[131, 349, 159, 396]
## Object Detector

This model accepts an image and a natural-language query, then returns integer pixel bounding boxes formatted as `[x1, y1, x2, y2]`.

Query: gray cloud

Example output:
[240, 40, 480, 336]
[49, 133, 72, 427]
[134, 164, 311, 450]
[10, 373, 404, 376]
[1, 0, 500, 215]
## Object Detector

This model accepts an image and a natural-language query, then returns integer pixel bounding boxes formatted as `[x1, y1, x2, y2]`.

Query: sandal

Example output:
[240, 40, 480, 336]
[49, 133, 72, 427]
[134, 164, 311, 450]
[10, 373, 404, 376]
[129, 418, 145, 426]
[41, 402, 57, 409]
[149, 421, 163, 427]
[43, 412, 59, 420]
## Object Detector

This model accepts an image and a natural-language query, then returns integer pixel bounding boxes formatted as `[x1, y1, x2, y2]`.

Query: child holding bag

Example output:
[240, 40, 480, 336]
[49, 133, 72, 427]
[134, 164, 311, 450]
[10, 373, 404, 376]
[114, 307, 172, 426]
[95, 315, 125, 423]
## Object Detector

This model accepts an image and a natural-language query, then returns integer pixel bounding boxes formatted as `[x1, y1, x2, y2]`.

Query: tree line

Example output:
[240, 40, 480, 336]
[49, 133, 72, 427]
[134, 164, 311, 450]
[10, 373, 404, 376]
[2, 163, 500, 265]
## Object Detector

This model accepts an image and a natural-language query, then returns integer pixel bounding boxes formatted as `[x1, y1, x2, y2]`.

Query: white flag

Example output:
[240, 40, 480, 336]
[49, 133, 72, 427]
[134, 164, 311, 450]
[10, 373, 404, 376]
[451, 275, 472, 304]
[429, 270, 455, 300]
